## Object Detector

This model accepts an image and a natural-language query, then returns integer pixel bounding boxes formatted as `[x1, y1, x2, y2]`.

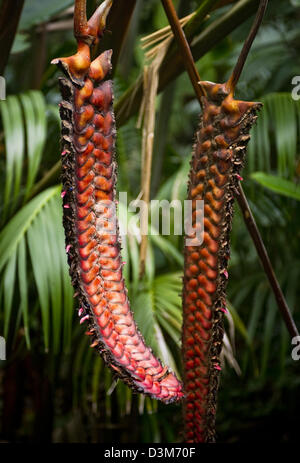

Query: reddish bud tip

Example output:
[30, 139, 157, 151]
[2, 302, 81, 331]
[80, 315, 90, 325]
[90, 340, 99, 348]
[78, 308, 84, 317]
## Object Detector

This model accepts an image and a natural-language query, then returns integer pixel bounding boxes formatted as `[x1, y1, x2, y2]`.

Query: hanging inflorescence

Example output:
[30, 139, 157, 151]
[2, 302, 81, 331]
[52, 0, 183, 403]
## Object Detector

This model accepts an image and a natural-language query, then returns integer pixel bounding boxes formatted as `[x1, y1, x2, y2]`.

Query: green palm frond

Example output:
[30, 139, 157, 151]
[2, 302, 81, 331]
[0, 91, 46, 221]
[0, 186, 73, 352]
[251, 172, 300, 201]
[247, 92, 300, 179]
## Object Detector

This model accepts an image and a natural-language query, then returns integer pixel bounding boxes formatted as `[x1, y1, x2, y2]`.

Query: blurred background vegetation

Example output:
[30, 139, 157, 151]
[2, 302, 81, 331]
[0, 0, 299, 443]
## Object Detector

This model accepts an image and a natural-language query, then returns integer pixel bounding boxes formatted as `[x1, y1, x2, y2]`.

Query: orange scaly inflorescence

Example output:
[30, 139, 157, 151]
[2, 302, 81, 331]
[52, 0, 183, 403]
[183, 81, 261, 442]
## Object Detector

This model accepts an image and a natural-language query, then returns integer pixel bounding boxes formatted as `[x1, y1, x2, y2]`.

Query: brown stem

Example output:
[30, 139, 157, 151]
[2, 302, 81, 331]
[161, 0, 205, 102]
[227, 0, 268, 92]
[74, 0, 88, 39]
[74, 0, 113, 43]
[236, 185, 299, 338]
[161, 0, 299, 339]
